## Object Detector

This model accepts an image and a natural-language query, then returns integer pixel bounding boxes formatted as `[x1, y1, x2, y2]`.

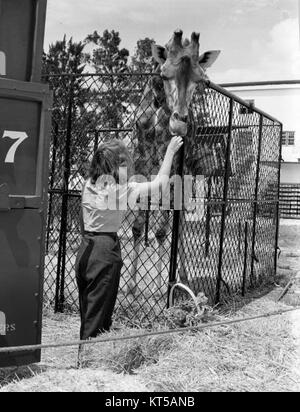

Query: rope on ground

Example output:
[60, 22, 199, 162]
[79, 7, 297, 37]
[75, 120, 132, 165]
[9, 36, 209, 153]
[1, 306, 300, 355]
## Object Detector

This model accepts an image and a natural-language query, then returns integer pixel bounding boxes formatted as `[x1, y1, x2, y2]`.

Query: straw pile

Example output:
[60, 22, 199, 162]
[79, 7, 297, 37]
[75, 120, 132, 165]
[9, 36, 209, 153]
[1, 293, 299, 392]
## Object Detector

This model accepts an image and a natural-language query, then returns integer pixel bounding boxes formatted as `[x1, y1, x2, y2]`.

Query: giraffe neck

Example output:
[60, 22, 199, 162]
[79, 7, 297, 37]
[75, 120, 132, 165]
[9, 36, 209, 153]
[136, 69, 171, 132]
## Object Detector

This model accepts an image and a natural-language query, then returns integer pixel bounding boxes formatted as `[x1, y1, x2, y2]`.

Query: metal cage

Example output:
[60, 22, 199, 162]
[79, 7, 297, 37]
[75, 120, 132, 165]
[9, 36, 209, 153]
[42, 73, 282, 323]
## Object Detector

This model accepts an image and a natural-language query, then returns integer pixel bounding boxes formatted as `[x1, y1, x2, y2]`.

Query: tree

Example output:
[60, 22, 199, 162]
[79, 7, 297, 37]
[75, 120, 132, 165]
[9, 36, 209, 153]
[83, 30, 131, 130]
[131, 37, 156, 72]
[84, 30, 129, 73]
[42, 35, 86, 76]
[42, 36, 99, 184]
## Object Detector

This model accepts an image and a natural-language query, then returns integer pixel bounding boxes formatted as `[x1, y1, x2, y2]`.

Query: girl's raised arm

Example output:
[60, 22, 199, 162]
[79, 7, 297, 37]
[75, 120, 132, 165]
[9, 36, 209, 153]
[128, 136, 183, 203]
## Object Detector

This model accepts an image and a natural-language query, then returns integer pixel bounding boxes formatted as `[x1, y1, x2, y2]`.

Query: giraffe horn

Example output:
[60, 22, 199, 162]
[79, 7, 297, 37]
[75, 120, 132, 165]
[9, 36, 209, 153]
[191, 32, 200, 44]
[173, 29, 183, 47]
[191, 32, 200, 56]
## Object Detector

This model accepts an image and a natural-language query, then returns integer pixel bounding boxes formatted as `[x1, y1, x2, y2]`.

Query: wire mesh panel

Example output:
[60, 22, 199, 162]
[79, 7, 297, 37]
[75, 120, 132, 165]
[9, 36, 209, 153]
[174, 90, 281, 304]
[252, 117, 282, 286]
[43, 73, 282, 320]
[280, 184, 300, 218]
[253, 202, 278, 284]
[43, 73, 177, 321]
[176, 86, 230, 303]
[218, 100, 261, 297]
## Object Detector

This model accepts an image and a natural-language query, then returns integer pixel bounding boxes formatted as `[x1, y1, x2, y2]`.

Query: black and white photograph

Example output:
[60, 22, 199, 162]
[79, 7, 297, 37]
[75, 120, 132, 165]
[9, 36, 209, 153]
[0, 0, 300, 395]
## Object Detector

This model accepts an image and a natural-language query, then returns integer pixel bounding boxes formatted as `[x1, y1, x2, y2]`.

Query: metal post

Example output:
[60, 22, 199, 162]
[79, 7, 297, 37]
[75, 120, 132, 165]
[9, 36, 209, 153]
[242, 221, 249, 296]
[46, 122, 59, 255]
[205, 177, 212, 257]
[274, 123, 283, 277]
[215, 98, 234, 304]
[93, 130, 99, 153]
[145, 209, 150, 247]
[250, 115, 263, 286]
[238, 220, 242, 255]
[167, 139, 185, 308]
[55, 77, 74, 313]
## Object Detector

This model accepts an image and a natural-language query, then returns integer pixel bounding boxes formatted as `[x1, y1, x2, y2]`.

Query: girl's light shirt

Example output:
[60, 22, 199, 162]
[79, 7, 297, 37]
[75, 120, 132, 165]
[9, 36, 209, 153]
[82, 178, 138, 233]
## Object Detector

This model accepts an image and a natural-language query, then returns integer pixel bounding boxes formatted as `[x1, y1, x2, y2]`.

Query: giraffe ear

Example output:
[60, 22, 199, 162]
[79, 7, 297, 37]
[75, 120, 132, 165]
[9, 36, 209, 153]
[152, 44, 167, 64]
[199, 50, 221, 70]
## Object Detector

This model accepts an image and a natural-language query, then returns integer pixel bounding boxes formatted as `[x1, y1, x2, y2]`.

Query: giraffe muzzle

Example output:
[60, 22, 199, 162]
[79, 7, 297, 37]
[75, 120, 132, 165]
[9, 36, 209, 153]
[173, 112, 188, 123]
[169, 112, 188, 136]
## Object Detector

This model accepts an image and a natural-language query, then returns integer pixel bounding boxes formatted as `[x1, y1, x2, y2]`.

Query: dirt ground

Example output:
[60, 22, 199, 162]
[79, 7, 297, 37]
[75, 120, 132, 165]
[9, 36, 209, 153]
[0, 219, 300, 392]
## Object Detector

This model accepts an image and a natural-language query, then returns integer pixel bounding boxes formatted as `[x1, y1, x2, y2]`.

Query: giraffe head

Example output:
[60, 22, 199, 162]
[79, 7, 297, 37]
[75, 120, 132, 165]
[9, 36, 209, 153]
[152, 30, 220, 136]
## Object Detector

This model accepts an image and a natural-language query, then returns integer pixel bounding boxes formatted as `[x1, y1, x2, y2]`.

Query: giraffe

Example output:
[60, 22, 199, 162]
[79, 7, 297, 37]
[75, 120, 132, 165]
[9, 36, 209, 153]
[127, 30, 220, 295]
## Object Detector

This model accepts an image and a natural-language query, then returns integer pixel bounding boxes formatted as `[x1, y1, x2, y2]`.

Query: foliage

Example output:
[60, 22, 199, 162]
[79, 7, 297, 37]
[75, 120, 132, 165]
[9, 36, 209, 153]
[130, 37, 156, 72]
[43, 36, 97, 180]
[42, 35, 86, 77]
[83, 30, 133, 132]
[84, 29, 129, 74]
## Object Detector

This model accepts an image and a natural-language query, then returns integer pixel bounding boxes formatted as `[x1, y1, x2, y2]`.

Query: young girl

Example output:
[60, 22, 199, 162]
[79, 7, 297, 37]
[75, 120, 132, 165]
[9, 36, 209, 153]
[75, 135, 183, 340]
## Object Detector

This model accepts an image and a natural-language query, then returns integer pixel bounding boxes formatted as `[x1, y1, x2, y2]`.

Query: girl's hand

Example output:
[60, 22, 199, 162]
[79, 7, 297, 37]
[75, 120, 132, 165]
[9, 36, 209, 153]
[167, 136, 184, 155]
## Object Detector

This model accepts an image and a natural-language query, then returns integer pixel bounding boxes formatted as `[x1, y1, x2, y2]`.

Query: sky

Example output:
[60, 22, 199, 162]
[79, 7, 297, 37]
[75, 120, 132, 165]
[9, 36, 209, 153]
[44, 0, 300, 83]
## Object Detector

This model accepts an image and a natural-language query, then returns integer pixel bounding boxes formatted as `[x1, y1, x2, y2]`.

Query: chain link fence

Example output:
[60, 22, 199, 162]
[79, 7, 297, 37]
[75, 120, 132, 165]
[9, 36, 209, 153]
[42, 72, 282, 322]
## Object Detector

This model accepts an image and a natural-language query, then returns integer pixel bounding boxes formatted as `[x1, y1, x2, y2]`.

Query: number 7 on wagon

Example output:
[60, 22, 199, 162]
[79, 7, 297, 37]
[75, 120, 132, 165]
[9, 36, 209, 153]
[2, 131, 29, 164]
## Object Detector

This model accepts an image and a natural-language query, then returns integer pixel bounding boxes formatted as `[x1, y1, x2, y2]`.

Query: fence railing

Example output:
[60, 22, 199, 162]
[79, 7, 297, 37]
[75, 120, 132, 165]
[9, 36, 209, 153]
[42, 72, 282, 322]
[280, 184, 300, 219]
